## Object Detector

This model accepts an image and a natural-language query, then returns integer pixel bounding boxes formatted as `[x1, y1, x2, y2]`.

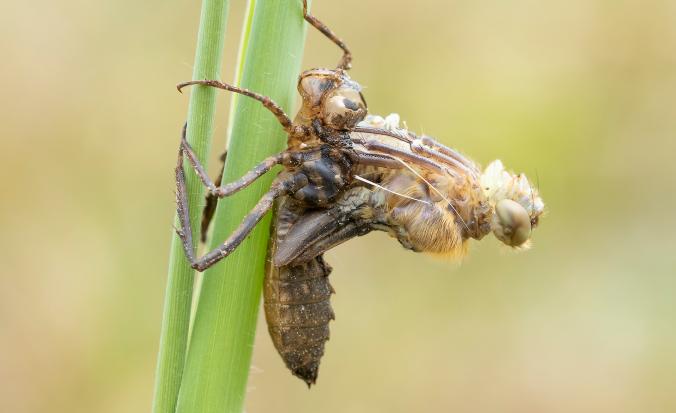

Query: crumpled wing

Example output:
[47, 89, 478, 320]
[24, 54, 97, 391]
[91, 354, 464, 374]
[273, 203, 371, 267]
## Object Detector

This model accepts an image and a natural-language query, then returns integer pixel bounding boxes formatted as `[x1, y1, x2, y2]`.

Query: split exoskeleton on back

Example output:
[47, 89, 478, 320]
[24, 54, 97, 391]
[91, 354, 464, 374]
[174, 0, 544, 387]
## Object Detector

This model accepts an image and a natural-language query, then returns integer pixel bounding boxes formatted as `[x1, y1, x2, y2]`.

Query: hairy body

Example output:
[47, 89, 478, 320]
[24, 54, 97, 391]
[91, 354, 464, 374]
[261, 113, 542, 385]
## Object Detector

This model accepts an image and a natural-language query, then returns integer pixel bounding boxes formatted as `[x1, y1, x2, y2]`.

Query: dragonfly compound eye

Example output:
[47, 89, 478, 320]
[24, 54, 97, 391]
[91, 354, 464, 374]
[298, 70, 336, 107]
[493, 199, 531, 247]
[322, 88, 367, 130]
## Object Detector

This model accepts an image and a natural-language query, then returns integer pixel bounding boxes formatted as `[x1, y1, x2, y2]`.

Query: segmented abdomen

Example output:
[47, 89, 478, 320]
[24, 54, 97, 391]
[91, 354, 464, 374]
[264, 254, 334, 386]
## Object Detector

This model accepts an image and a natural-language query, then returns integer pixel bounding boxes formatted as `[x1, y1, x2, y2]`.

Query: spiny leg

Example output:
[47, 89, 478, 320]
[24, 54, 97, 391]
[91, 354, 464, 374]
[201, 150, 226, 242]
[180, 131, 295, 198]
[302, 0, 352, 71]
[178, 123, 310, 245]
[176, 125, 283, 263]
[175, 145, 198, 264]
[176, 165, 309, 271]
[177, 80, 307, 137]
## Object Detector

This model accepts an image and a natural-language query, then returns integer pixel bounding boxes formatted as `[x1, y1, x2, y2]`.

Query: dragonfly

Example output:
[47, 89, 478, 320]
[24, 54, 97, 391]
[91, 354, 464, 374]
[174, 0, 545, 387]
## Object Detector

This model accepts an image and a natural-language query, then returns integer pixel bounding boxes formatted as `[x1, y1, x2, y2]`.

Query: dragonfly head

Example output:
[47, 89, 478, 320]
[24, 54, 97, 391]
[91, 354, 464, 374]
[298, 68, 367, 131]
[480, 160, 544, 248]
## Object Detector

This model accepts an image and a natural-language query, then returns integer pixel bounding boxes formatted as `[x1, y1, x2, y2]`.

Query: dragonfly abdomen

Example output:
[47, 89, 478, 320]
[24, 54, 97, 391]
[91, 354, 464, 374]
[264, 254, 335, 386]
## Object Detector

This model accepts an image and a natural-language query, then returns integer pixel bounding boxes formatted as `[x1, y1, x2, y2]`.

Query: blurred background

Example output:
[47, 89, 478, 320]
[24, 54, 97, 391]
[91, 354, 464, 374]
[2, 0, 676, 411]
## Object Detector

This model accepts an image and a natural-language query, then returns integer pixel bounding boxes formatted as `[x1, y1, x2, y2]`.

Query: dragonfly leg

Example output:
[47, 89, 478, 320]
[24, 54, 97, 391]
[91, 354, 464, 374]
[302, 0, 352, 71]
[179, 127, 291, 198]
[175, 145, 309, 271]
[176, 80, 307, 137]
[200, 149, 226, 242]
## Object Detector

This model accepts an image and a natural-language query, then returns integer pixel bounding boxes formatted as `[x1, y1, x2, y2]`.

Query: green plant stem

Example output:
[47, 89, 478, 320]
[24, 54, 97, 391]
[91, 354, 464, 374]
[175, 1, 309, 412]
[152, 1, 230, 412]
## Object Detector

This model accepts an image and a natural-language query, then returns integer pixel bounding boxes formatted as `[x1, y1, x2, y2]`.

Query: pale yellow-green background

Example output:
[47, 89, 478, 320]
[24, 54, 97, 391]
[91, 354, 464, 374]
[2, 0, 676, 412]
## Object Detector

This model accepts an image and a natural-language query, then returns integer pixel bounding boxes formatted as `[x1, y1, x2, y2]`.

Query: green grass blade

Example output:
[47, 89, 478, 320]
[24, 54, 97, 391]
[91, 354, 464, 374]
[175, 1, 309, 412]
[152, 0, 230, 412]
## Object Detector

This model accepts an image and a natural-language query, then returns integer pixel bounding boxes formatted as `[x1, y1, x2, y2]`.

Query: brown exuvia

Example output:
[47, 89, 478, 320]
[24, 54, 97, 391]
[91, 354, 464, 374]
[174, 0, 545, 386]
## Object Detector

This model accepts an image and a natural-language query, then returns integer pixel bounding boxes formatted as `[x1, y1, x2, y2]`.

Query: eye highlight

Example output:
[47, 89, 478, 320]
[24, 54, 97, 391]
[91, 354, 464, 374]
[321, 88, 367, 130]
[493, 199, 531, 247]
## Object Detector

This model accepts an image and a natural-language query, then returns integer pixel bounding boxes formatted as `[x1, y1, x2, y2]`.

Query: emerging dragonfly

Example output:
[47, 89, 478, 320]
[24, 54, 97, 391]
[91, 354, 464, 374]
[175, 0, 544, 386]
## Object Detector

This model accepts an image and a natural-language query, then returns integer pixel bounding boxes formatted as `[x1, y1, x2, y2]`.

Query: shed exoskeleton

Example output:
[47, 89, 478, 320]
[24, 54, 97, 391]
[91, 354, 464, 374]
[174, 0, 544, 386]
